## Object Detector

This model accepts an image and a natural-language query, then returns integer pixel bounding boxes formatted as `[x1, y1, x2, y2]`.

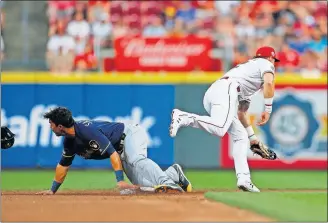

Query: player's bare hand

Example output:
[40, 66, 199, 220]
[250, 139, 259, 145]
[257, 111, 270, 126]
[117, 181, 139, 190]
[36, 190, 54, 195]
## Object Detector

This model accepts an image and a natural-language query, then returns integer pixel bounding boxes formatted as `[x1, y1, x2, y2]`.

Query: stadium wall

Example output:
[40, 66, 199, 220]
[1, 72, 327, 170]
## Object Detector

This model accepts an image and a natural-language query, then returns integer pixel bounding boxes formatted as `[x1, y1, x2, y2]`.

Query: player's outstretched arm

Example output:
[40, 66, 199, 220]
[238, 101, 259, 145]
[109, 151, 138, 190]
[36, 148, 75, 195]
[36, 164, 70, 195]
[258, 72, 275, 126]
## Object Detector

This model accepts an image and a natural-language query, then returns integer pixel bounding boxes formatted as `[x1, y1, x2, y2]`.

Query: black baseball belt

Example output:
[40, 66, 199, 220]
[117, 133, 126, 154]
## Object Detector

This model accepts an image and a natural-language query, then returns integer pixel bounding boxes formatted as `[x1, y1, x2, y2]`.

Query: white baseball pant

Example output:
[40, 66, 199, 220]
[182, 78, 251, 181]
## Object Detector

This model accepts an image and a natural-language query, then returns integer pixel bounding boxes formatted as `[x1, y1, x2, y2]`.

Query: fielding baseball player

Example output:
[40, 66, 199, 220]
[37, 107, 192, 195]
[170, 46, 279, 192]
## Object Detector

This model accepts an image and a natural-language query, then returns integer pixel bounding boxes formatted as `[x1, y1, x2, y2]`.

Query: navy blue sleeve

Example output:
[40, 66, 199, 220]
[79, 122, 116, 156]
[59, 138, 76, 166]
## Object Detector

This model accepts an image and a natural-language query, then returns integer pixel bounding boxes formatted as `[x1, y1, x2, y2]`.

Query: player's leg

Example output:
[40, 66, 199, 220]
[164, 164, 192, 192]
[122, 124, 183, 192]
[122, 159, 155, 188]
[227, 118, 260, 192]
[170, 80, 239, 138]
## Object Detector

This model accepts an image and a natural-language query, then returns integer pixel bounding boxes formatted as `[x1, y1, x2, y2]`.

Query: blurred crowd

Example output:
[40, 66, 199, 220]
[45, 1, 326, 76]
[0, 1, 5, 62]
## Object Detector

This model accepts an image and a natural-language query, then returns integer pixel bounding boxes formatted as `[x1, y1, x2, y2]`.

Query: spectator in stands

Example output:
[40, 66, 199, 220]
[67, 11, 90, 40]
[46, 26, 75, 74]
[276, 43, 300, 73]
[299, 50, 322, 78]
[307, 25, 327, 56]
[272, 1, 297, 25]
[316, 14, 327, 38]
[112, 18, 129, 40]
[163, 6, 176, 32]
[253, 13, 275, 39]
[235, 17, 255, 40]
[92, 12, 112, 48]
[74, 1, 88, 20]
[48, 19, 67, 37]
[288, 34, 311, 55]
[318, 46, 327, 72]
[193, 0, 215, 19]
[44, 0, 327, 73]
[214, 1, 239, 16]
[1, 6, 5, 34]
[87, 0, 110, 23]
[47, 1, 75, 25]
[0, 35, 4, 62]
[74, 41, 98, 73]
[175, 2, 196, 28]
[171, 17, 187, 37]
[0, 8, 5, 62]
[213, 16, 235, 71]
[143, 15, 167, 37]
[66, 11, 90, 57]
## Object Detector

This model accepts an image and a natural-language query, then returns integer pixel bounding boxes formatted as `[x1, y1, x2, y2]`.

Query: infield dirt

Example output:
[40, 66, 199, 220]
[2, 190, 272, 222]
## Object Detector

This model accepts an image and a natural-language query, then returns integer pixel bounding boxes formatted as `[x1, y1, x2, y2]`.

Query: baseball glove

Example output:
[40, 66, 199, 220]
[250, 142, 277, 160]
[1, 126, 16, 149]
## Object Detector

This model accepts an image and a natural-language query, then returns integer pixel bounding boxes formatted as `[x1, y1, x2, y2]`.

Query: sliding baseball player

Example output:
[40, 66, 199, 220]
[170, 46, 279, 192]
[36, 107, 192, 195]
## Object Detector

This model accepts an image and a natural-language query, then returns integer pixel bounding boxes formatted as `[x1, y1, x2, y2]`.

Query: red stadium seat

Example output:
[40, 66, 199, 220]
[110, 14, 121, 24]
[126, 6, 141, 15]
[145, 6, 162, 16]
[124, 14, 140, 23]
[203, 19, 215, 30]
[110, 4, 123, 15]
[129, 21, 142, 30]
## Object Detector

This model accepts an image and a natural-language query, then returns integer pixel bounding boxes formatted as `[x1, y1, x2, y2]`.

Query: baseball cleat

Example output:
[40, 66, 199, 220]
[172, 164, 192, 192]
[154, 183, 184, 194]
[237, 180, 260, 193]
[169, 109, 187, 137]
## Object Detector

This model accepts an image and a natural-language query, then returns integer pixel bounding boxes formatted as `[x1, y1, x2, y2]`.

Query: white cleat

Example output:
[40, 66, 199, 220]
[237, 180, 260, 193]
[169, 109, 186, 137]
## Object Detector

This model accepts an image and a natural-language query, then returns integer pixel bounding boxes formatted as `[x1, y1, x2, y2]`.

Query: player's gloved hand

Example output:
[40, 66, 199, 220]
[35, 190, 55, 195]
[117, 181, 139, 190]
[1, 126, 15, 149]
[250, 141, 277, 160]
[257, 111, 270, 126]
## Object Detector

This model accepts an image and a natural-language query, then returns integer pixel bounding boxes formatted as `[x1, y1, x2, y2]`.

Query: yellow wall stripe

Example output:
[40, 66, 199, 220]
[1, 72, 327, 85]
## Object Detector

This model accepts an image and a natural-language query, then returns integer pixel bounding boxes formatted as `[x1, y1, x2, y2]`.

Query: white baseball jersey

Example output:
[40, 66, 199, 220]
[222, 58, 275, 100]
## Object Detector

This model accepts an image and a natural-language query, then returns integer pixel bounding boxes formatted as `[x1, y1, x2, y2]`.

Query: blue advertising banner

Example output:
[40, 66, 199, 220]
[1, 84, 175, 169]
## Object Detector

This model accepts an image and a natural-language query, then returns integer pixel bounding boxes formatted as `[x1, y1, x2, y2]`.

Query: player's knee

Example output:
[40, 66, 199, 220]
[128, 154, 146, 166]
[217, 123, 230, 137]
[217, 129, 227, 137]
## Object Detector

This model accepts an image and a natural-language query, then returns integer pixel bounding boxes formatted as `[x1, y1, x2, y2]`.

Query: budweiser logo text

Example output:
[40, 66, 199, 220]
[122, 39, 206, 57]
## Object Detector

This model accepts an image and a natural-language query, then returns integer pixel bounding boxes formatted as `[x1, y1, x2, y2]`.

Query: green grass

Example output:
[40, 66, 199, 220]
[205, 192, 328, 222]
[1, 170, 327, 191]
[186, 170, 328, 190]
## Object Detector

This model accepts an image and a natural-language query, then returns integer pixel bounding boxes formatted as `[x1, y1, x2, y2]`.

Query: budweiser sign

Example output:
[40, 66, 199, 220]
[114, 36, 212, 71]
